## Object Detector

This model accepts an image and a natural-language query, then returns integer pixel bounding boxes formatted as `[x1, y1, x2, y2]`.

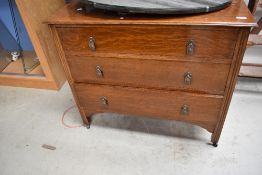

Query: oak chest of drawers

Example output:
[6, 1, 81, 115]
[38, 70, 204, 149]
[47, 0, 256, 146]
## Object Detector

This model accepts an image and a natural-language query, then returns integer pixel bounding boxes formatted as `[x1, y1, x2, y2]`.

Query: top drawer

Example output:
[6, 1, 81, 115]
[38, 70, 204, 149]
[57, 26, 238, 62]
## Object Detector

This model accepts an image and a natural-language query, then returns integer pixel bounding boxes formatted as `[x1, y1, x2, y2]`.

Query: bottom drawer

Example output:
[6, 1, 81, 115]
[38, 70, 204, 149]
[75, 84, 223, 132]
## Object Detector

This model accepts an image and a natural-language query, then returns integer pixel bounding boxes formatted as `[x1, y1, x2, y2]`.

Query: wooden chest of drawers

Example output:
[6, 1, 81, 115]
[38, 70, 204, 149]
[47, 0, 256, 146]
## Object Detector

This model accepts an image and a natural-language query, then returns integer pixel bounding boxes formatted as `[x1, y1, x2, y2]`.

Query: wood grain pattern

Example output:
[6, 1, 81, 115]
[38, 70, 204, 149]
[57, 26, 238, 61]
[211, 28, 250, 144]
[66, 56, 231, 95]
[2, 59, 24, 74]
[75, 83, 223, 132]
[47, 0, 255, 146]
[50, 25, 91, 125]
[0, 75, 58, 90]
[45, 0, 256, 27]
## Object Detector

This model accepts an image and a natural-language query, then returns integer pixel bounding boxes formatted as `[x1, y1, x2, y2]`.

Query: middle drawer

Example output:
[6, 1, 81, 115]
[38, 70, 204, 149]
[67, 56, 230, 95]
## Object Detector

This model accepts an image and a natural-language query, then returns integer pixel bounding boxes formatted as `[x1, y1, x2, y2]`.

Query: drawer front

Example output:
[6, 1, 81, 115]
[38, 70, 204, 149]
[67, 56, 230, 95]
[57, 26, 238, 61]
[75, 84, 223, 132]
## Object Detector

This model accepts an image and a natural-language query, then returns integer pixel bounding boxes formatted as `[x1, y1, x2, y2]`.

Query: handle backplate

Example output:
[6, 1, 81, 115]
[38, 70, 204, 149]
[184, 72, 192, 85]
[88, 37, 96, 51]
[187, 40, 195, 55]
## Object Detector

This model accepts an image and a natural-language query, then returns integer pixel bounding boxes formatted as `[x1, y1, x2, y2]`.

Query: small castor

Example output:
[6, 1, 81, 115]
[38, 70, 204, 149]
[207, 142, 218, 147]
[85, 116, 92, 129]
[86, 123, 91, 129]
[212, 142, 218, 147]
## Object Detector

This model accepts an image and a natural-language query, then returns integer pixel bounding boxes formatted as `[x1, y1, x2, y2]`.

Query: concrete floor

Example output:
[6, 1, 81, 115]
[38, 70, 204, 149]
[1, 1, 262, 174]
[0, 77, 262, 175]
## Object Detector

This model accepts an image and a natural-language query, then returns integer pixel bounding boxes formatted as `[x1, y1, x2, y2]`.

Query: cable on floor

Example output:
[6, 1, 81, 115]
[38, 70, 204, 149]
[61, 105, 84, 128]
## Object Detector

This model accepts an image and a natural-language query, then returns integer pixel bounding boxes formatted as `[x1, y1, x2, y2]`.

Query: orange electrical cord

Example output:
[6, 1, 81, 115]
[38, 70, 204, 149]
[61, 105, 84, 128]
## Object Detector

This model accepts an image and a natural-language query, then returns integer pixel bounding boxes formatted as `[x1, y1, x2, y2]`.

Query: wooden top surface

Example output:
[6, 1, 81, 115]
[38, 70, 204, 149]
[46, 0, 256, 27]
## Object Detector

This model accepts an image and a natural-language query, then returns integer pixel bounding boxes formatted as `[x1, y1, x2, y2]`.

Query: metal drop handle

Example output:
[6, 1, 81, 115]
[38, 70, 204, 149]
[181, 105, 189, 115]
[88, 37, 96, 51]
[184, 72, 192, 85]
[100, 97, 108, 106]
[187, 40, 195, 55]
[96, 66, 103, 77]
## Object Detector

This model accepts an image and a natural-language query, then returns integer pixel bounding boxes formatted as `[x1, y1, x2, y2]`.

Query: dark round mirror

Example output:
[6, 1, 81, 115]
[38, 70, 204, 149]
[80, 0, 232, 14]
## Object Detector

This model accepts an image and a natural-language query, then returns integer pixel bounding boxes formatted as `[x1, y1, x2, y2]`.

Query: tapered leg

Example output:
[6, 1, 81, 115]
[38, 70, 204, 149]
[79, 109, 92, 129]
[85, 116, 92, 129]
[211, 141, 218, 147]
[211, 132, 221, 147]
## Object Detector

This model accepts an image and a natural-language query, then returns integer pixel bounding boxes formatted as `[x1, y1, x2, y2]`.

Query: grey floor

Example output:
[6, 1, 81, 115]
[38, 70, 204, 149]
[0, 77, 262, 175]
